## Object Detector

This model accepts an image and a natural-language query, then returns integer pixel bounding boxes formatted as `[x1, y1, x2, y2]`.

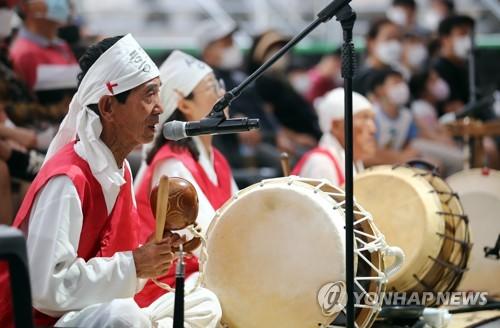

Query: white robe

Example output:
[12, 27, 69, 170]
[135, 137, 238, 238]
[296, 133, 360, 186]
[19, 141, 221, 328]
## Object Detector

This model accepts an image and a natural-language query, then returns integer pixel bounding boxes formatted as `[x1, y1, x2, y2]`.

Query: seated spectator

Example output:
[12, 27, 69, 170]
[433, 15, 475, 115]
[247, 30, 321, 157]
[0, 106, 44, 183]
[9, 0, 79, 105]
[304, 48, 342, 104]
[400, 32, 429, 79]
[353, 18, 403, 95]
[365, 68, 420, 165]
[409, 69, 464, 175]
[197, 21, 280, 169]
[421, 0, 455, 32]
[387, 0, 428, 36]
[1, 2, 65, 151]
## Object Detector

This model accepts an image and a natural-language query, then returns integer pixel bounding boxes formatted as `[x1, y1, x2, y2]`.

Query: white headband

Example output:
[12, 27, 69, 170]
[44, 34, 160, 174]
[158, 50, 213, 127]
[315, 88, 374, 134]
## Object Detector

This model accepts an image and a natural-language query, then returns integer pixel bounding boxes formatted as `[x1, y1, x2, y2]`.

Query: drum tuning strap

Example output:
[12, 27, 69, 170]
[430, 190, 459, 202]
[435, 211, 469, 223]
[412, 274, 434, 291]
[436, 232, 473, 248]
[428, 256, 468, 273]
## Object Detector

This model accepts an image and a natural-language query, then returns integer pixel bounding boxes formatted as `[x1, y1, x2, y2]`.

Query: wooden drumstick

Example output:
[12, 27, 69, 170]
[281, 152, 290, 177]
[155, 176, 170, 242]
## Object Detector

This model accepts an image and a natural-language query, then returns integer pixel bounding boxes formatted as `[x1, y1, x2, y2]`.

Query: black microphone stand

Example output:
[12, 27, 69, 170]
[337, 6, 357, 328]
[203, 1, 357, 327]
[173, 246, 185, 328]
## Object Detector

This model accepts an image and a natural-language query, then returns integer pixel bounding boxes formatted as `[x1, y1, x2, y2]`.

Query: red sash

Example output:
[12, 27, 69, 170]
[134, 144, 233, 307]
[292, 147, 345, 185]
[0, 143, 140, 327]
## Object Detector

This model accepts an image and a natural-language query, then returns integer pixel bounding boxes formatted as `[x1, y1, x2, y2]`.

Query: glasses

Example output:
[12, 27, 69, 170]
[195, 78, 226, 97]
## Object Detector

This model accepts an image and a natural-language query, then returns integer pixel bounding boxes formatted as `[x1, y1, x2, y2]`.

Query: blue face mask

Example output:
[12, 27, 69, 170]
[44, 0, 70, 24]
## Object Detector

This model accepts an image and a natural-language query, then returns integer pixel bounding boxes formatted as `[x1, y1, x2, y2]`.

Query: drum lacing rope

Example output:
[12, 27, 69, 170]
[151, 225, 208, 294]
[334, 201, 386, 315]
[320, 185, 388, 318]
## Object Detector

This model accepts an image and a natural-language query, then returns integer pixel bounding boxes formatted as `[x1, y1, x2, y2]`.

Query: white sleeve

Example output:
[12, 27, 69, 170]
[230, 176, 238, 195]
[25, 176, 139, 317]
[152, 159, 216, 238]
[298, 153, 341, 186]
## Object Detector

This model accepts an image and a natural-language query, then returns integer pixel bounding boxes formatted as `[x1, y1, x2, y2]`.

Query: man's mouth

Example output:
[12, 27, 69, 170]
[147, 122, 159, 131]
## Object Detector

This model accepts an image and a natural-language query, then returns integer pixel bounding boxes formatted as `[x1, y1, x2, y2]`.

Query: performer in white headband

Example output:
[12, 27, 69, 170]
[134, 52, 237, 306]
[292, 88, 376, 186]
[0, 35, 221, 328]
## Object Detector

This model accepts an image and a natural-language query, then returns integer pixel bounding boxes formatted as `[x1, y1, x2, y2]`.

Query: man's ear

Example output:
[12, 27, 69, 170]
[332, 119, 343, 133]
[97, 95, 115, 122]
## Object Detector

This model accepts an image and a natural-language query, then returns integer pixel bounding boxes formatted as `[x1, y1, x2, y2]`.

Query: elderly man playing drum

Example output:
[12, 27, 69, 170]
[292, 88, 376, 185]
[0, 35, 221, 328]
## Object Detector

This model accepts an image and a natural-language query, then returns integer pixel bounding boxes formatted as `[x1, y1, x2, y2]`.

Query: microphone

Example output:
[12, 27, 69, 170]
[163, 117, 260, 141]
[439, 95, 495, 125]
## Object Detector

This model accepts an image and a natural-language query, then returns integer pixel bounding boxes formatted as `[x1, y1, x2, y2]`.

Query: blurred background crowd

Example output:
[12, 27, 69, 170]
[1, 0, 499, 224]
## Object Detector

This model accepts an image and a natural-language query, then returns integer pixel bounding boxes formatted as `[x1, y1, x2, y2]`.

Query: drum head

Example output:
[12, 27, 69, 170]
[447, 169, 500, 296]
[354, 165, 445, 292]
[204, 179, 347, 328]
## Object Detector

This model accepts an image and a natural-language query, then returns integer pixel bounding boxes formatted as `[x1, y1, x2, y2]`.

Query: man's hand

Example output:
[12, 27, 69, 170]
[133, 235, 182, 279]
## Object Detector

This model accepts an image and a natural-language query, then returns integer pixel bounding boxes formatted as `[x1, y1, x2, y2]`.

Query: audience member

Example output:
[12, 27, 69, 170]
[247, 30, 321, 156]
[197, 21, 279, 169]
[304, 48, 342, 104]
[433, 14, 475, 115]
[353, 19, 402, 95]
[365, 68, 420, 165]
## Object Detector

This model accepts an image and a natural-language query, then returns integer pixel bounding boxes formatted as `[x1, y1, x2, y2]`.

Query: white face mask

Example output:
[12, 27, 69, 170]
[290, 74, 311, 94]
[375, 40, 402, 66]
[0, 9, 14, 38]
[453, 35, 472, 60]
[387, 7, 407, 26]
[430, 78, 450, 101]
[407, 44, 428, 68]
[422, 10, 443, 31]
[387, 82, 410, 106]
[219, 45, 243, 70]
[33, 0, 70, 24]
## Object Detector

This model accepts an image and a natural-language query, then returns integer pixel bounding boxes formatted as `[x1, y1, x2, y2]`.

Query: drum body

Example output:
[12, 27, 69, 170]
[354, 165, 470, 302]
[446, 168, 500, 297]
[203, 177, 400, 328]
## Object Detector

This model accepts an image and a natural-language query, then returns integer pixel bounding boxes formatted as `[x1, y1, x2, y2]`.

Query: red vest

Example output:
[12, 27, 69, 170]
[0, 143, 141, 327]
[134, 144, 233, 307]
[292, 147, 345, 186]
